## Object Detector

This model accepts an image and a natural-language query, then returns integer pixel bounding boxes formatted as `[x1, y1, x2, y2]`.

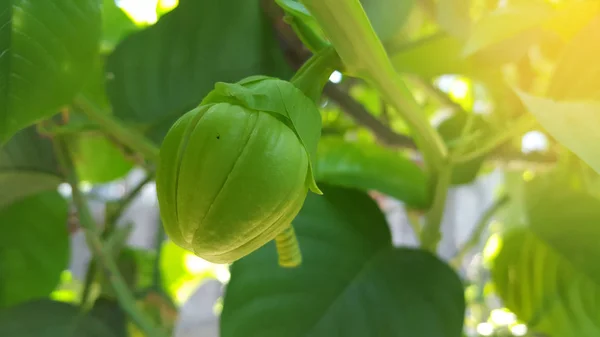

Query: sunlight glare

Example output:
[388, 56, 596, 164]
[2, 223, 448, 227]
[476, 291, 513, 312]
[184, 253, 211, 274]
[329, 71, 342, 84]
[118, 0, 159, 24]
[476, 323, 494, 336]
[490, 309, 517, 326]
[522, 130, 548, 153]
[511, 324, 528, 336]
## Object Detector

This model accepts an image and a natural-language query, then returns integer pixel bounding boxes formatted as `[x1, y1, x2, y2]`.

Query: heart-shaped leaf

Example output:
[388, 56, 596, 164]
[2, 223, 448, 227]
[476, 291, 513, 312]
[0, 0, 101, 143]
[0, 191, 68, 308]
[106, 0, 292, 144]
[0, 299, 117, 337]
[221, 185, 465, 337]
[314, 137, 430, 208]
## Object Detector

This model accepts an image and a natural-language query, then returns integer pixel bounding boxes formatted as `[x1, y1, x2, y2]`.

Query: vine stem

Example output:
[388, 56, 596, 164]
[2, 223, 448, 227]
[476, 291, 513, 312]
[54, 137, 167, 337]
[300, 0, 447, 173]
[74, 94, 160, 163]
[453, 114, 538, 164]
[420, 162, 452, 252]
[450, 194, 510, 268]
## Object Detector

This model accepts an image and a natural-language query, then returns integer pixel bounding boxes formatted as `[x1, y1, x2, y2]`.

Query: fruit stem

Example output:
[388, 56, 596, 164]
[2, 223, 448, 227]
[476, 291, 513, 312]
[275, 225, 303, 268]
[290, 45, 340, 104]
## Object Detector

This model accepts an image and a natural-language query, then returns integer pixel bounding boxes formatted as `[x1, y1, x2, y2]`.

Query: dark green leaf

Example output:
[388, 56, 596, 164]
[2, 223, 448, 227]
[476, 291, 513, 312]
[517, 91, 600, 175]
[106, 0, 293, 144]
[546, 15, 600, 100]
[360, 0, 414, 43]
[221, 185, 465, 337]
[314, 137, 430, 208]
[88, 297, 127, 337]
[0, 0, 101, 144]
[0, 191, 68, 308]
[0, 299, 117, 337]
[0, 127, 63, 208]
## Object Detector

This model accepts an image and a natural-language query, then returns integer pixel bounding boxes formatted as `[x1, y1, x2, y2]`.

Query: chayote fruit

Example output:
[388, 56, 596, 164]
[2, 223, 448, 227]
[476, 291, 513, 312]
[156, 76, 322, 264]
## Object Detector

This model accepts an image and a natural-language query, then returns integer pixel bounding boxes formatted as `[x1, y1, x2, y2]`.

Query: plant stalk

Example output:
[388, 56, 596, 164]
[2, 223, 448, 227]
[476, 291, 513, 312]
[74, 94, 160, 163]
[54, 137, 166, 337]
[300, 0, 447, 172]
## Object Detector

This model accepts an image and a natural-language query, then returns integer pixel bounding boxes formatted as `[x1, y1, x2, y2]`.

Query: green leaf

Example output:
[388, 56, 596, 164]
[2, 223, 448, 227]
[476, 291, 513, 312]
[0, 0, 101, 144]
[462, 3, 554, 57]
[546, 15, 600, 100]
[0, 191, 69, 308]
[221, 185, 465, 337]
[88, 297, 127, 337]
[491, 179, 600, 336]
[491, 228, 600, 337]
[314, 137, 430, 208]
[516, 92, 600, 175]
[390, 34, 474, 78]
[69, 132, 133, 184]
[106, 0, 292, 144]
[359, 0, 414, 43]
[0, 299, 117, 337]
[275, 0, 329, 52]
[0, 126, 63, 210]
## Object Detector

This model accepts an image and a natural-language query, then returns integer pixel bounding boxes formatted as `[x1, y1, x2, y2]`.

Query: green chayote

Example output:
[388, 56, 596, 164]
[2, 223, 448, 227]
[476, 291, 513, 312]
[156, 76, 322, 264]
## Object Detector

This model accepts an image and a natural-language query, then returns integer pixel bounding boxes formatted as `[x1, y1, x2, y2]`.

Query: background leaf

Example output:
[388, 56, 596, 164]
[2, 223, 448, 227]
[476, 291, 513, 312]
[0, 191, 69, 308]
[546, 14, 600, 100]
[69, 132, 133, 184]
[517, 92, 600, 175]
[221, 185, 465, 337]
[0, 0, 101, 143]
[491, 177, 600, 336]
[0, 299, 117, 337]
[106, 0, 292, 144]
[314, 137, 430, 208]
[462, 3, 553, 57]
[0, 126, 63, 208]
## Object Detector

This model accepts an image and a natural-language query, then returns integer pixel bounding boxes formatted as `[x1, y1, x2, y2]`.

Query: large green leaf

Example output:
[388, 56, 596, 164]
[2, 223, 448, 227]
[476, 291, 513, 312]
[0, 191, 69, 308]
[314, 137, 430, 208]
[0, 0, 101, 144]
[221, 185, 465, 337]
[106, 0, 292, 144]
[0, 299, 117, 337]
[0, 126, 63, 209]
[492, 228, 600, 337]
[546, 15, 600, 100]
[359, 0, 414, 43]
[517, 92, 600, 174]
[491, 178, 600, 336]
[88, 297, 127, 337]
